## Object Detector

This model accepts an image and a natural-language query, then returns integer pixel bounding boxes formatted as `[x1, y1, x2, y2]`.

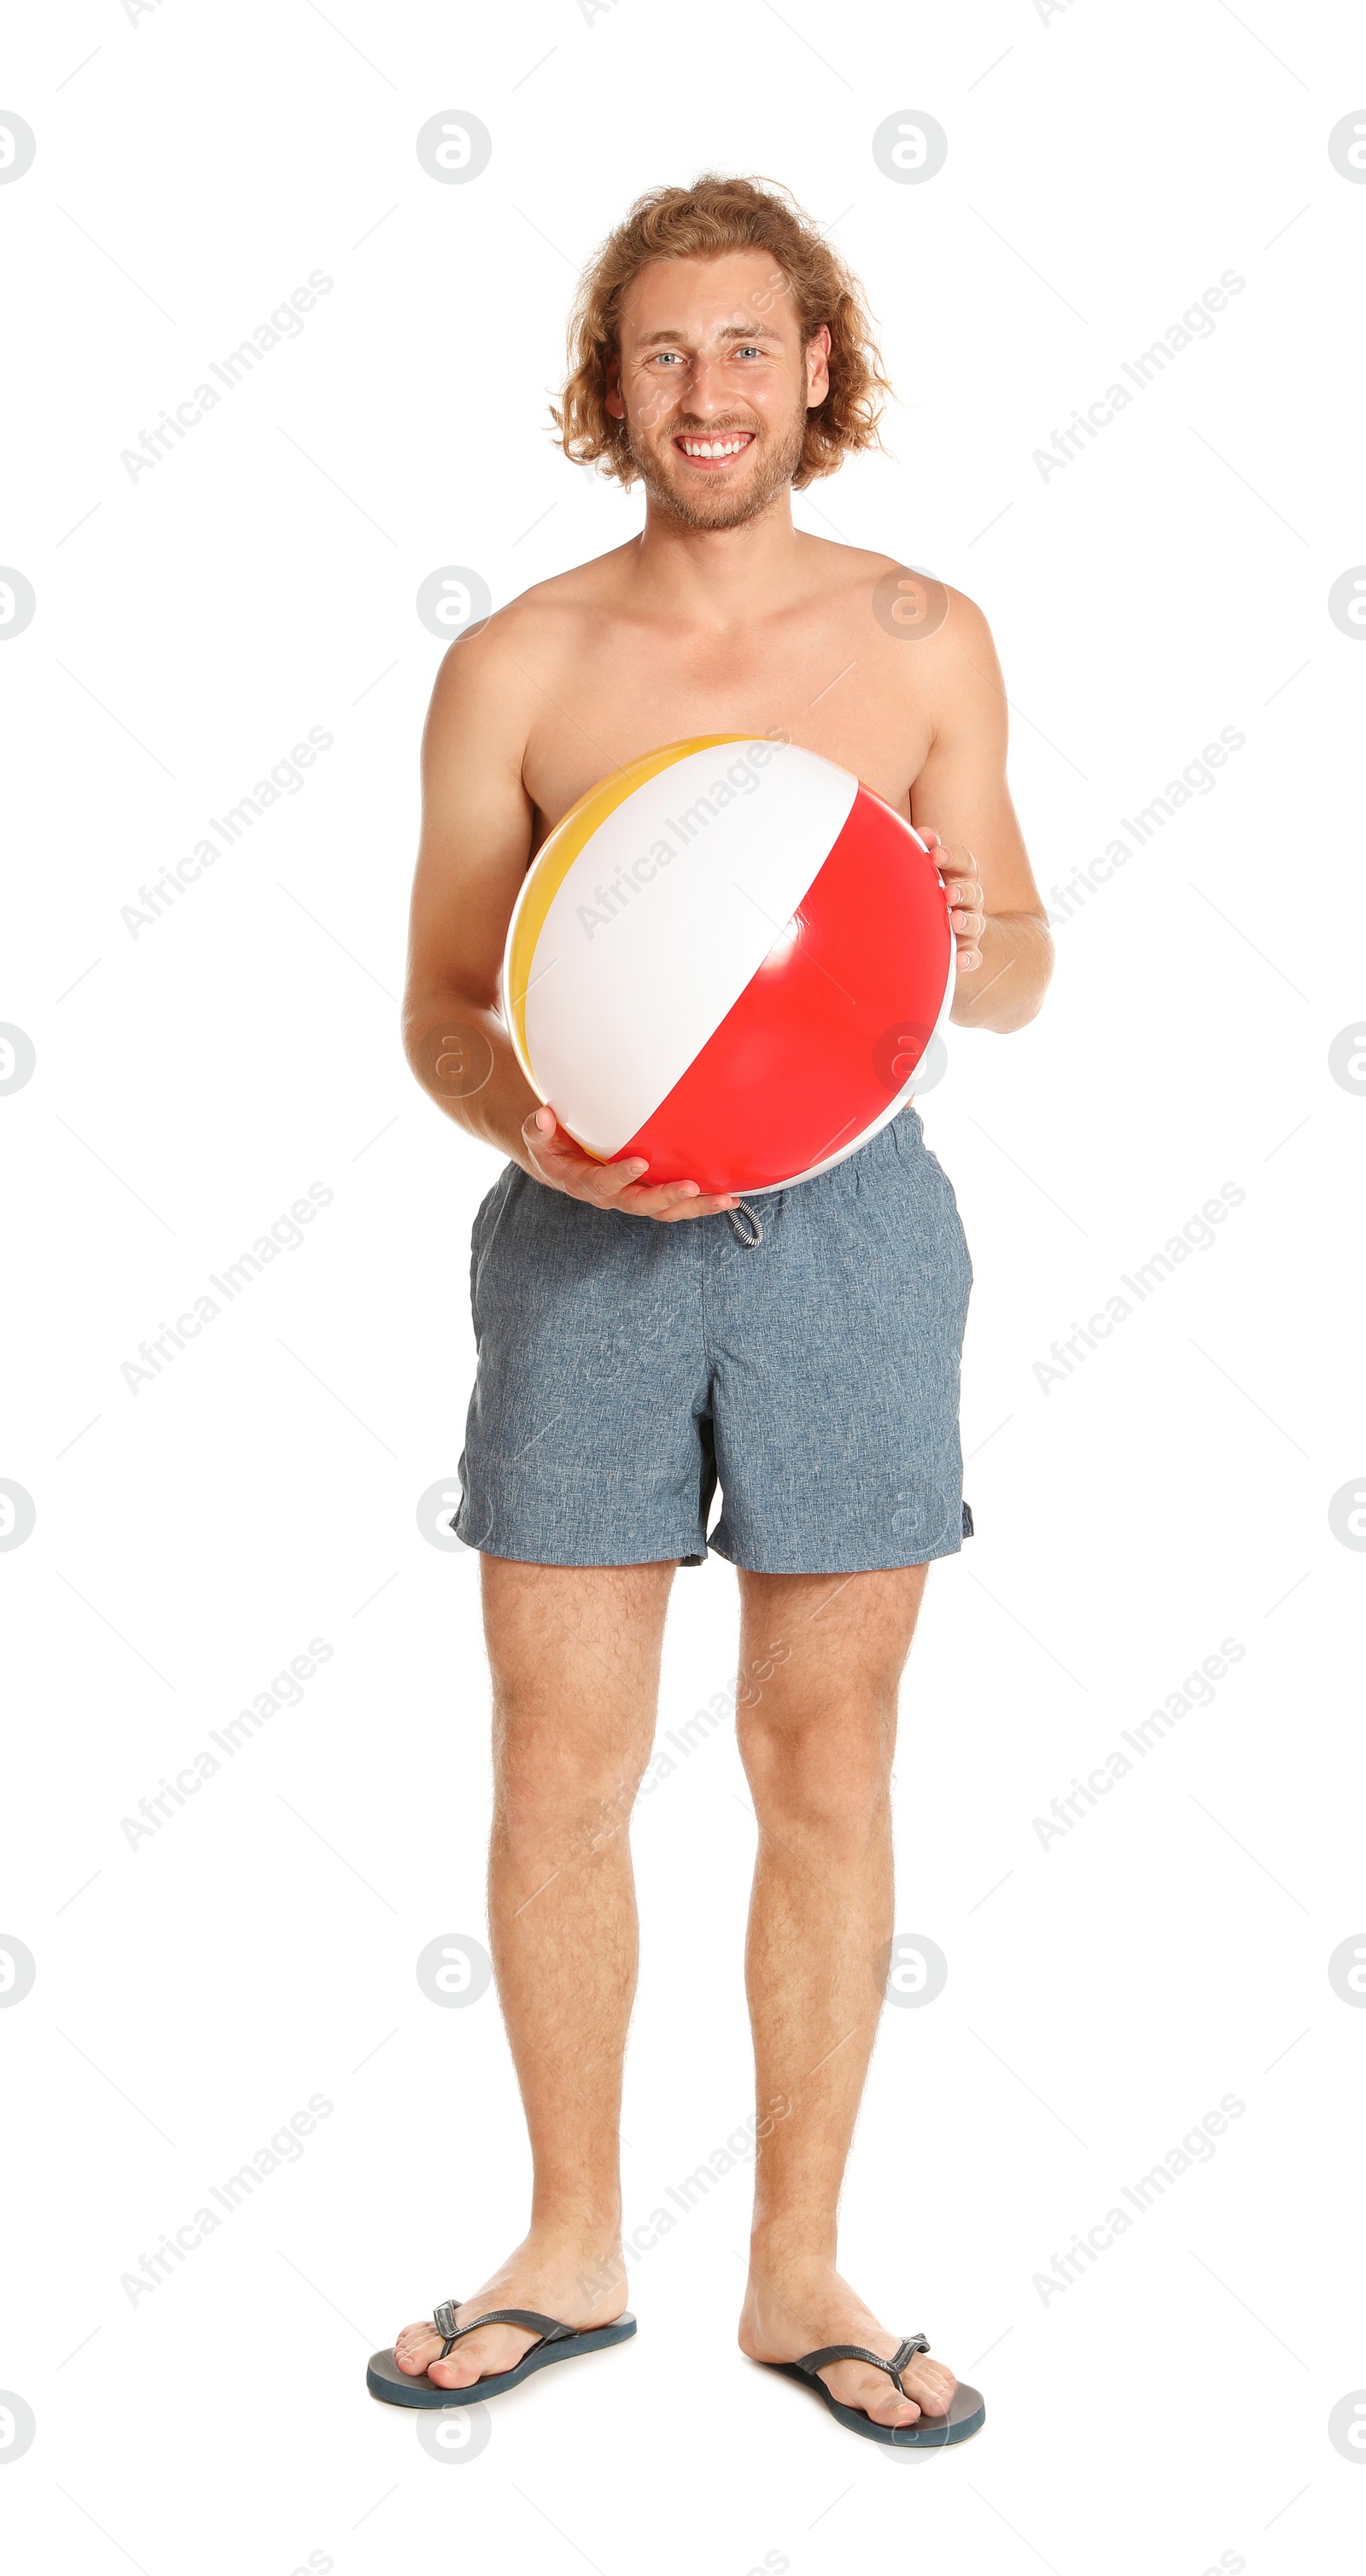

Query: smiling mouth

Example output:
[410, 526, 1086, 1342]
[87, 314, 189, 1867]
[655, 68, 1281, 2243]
[672, 431, 756, 468]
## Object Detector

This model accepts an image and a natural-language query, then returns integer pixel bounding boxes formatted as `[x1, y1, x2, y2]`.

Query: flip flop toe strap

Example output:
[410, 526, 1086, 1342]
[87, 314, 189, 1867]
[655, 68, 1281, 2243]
[432, 2299, 578, 2361]
[798, 2332, 931, 2397]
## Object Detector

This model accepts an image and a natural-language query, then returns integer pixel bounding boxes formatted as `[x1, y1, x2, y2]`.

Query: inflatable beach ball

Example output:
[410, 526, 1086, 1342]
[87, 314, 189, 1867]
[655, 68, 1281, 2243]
[503, 735, 954, 1197]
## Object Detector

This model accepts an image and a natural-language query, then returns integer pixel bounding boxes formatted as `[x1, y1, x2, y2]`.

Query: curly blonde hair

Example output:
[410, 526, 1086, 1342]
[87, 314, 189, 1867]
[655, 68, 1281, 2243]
[552, 174, 892, 489]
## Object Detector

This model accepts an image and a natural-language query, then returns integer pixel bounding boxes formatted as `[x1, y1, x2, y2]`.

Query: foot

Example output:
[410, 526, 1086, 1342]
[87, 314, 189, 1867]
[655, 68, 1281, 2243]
[739, 2252, 958, 2431]
[393, 2229, 628, 2392]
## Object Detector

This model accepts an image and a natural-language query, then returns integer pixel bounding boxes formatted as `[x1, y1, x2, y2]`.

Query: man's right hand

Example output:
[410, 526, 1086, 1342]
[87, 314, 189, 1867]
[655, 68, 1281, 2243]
[521, 1107, 741, 1221]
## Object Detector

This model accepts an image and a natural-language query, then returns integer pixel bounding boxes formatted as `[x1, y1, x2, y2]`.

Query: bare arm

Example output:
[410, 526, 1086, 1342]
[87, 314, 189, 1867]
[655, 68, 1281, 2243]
[910, 592, 1054, 1034]
[401, 622, 546, 1154]
[401, 623, 740, 1218]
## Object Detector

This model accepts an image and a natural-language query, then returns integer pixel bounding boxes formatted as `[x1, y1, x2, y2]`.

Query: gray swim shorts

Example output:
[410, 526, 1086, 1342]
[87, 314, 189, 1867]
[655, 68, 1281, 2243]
[454, 1105, 973, 1574]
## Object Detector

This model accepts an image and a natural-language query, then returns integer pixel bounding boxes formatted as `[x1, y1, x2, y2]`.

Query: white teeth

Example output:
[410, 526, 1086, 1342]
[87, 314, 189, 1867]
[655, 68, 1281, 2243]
[680, 435, 750, 458]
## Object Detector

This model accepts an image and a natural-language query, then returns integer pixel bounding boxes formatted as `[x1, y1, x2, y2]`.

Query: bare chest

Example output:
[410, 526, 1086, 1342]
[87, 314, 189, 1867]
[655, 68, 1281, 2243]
[521, 603, 932, 847]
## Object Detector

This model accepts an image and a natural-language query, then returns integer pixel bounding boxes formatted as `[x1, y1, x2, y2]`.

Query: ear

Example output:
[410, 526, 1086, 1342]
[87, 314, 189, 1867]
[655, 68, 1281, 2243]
[805, 324, 831, 411]
[604, 354, 624, 423]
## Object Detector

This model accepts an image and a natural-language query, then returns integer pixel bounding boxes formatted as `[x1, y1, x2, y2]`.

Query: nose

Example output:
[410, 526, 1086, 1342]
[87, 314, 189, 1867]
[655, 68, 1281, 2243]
[674, 353, 734, 417]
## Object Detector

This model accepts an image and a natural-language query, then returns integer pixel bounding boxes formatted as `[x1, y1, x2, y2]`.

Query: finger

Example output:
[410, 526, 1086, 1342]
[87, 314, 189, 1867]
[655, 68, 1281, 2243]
[546, 1161, 668, 1212]
[611, 1175, 741, 1218]
[580, 1155, 652, 1201]
[521, 1107, 564, 1176]
[616, 1180, 728, 1218]
[599, 1158, 702, 1206]
[522, 1111, 649, 1199]
[622, 1177, 700, 1207]
[522, 1112, 738, 1218]
[655, 1192, 742, 1220]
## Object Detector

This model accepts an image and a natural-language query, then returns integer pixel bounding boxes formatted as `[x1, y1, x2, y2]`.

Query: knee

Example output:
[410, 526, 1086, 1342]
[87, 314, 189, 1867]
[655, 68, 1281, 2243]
[495, 1732, 646, 1860]
[740, 1705, 890, 1839]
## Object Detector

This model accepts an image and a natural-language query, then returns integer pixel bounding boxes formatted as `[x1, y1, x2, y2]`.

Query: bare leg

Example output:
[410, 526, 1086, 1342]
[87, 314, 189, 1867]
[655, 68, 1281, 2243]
[734, 1564, 959, 2431]
[394, 1555, 674, 2388]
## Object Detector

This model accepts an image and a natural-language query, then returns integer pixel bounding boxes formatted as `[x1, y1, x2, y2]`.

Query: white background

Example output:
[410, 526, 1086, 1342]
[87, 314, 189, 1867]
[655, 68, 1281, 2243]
[2, 2, 1363, 2569]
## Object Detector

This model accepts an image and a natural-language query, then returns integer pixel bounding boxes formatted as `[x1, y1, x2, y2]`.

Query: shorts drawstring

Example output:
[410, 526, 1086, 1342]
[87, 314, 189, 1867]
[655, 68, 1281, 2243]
[726, 1200, 764, 1249]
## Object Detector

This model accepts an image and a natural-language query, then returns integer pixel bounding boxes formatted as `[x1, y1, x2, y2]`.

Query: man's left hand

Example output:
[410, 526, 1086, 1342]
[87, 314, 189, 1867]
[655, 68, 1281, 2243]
[919, 827, 984, 975]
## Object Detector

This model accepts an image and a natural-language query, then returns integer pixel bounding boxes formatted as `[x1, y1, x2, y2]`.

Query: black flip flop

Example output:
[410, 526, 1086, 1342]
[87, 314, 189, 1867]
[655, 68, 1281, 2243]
[761, 2332, 985, 2448]
[366, 2299, 637, 2410]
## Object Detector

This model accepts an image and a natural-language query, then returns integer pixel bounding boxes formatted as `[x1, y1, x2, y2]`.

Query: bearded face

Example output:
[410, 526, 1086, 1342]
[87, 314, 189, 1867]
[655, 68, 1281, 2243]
[608, 251, 828, 531]
[624, 390, 809, 531]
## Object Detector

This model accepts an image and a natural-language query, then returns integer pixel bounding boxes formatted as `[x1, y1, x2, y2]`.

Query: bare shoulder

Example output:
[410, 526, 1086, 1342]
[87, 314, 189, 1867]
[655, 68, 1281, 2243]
[844, 552, 1006, 744]
[423, 546, 633, 737]
[849, 546, 996, 651]
[800, 532, 995, 661]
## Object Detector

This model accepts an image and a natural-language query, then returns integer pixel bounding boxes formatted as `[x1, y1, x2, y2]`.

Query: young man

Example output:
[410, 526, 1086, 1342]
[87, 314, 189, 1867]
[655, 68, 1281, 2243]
[377, 176, 1052, 2443]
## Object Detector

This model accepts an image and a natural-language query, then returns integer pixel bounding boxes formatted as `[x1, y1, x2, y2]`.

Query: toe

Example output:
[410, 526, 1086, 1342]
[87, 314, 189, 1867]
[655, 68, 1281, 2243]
[862, 2374, 922, 2428]
[426, 2331, 493, 2389]
[902, 2357, 956, 2417]
[821, 2363, 921, 2427]
[426, 2327, 534, 2389]
[394, 2323, 443, 2376]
